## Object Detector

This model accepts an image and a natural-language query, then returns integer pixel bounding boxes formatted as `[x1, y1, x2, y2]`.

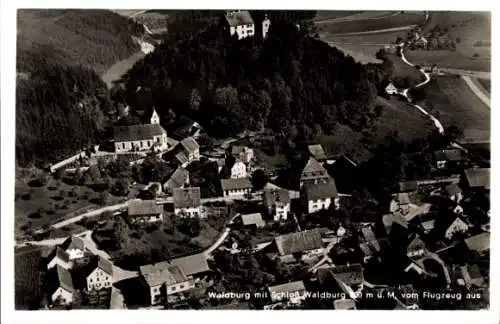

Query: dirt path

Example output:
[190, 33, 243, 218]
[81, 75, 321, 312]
[327, 25, 418, 37]
[461, 76, 491, 108]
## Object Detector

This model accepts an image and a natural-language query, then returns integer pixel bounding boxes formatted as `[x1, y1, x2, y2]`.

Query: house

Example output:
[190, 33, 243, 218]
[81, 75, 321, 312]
[86, 256, 113, 291]
[114, 124, 168, 153]
[163, 167, 189, 194]
[300, 157, 331, 187]
[263, 188, 291, 222]
[381, 212, 409, 241]
[460, 264, 485, 288]
[128, 199, 164, 223]
[463, 168, 490, 190]
[224, 10, 255, 40]
[240, 213, 266, 229]
[308, 144, 327, 161]
[271, 229, 324, 263]
[301, 179, 339, 214]
[444, 183, 463, 202]
[441, 215, 469, 240]
[221, 177, 253, 197]
[433, 149, 463, 169]
[231, 146, 254, 164]
[412, 212, 437, 234]
[140, 261, 195, 306]
[463, 232, 490, 254]
[175, 152, 190, 167]
[172, 187, 203, 218]
[47, 247, 73, 270]
[396, 192, 410, 215]
[406, 234, 426, 258]
[330, 264, 364, 299]
[266, 281, 307, 308]
[47, 265, 74, 306]
[229, 159, 247, 179]
[177, 137, 200, 163]
[59, 236, 87, 261]
[169, 253, 211, 279]
[385, 82, 399, 95]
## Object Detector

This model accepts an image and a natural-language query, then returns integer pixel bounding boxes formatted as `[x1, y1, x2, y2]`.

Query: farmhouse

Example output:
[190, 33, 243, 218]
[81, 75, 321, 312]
[224, 10, 255, 40]
[177, 137, 200, 163]
[169, 253, 211, 279]
[113, 124, 168, 153]
[47, 247, 73, 270]
[299, 157, 331, 187]
[231, 145, 254, 164]
[228, 159, 248, 179]
[173, 187, 203, 218]
[433, 149, 463, 169]
[128, 199, 164, 223]
[263, 188, 291, 222]
[406, 234, 426, 258]
[86, 256, 113, 291]
[60, 236, 87, 261]
[140, 261, 195, 306]
[300, 179, 339, 214]
[385, 82, 399, 95]
[47, 265, 74, 306]
[163, 167, 189, 194]
[221, 177, 253, 197]
[240, 213, 266, 229]
[268, 229, 324, 263]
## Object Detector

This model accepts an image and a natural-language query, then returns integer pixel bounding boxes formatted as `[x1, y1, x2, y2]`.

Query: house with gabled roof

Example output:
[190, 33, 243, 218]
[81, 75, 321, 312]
[47, 265, 74, 306]
[60, 236, 87, 261]
[128, 199, 164, 223]
[224, 10, 255, 40]
[463, 232, 489, 254]
[47, 247, 73, 270]
[169, 253, 211, 279]
[263, 188, 291, 222]
[173, 187, 203, 218]
[221, 177, 253, 197]
[444, 183, 463, 202]
[240, 213, 266, 228]
[228, 159, 247, 179]
[299, 157, 331, 187]
[231, 145, 254, 164]
[406, 234, 426, 258]
[268, 229, 324, 263]
[178, 137, 200, 162]
[266, 280, 307, 308]
[113, 123, 168, 153]
[308, 144, 327, 161]
[330, 263, 364, 299]
[86, 256, 113, 291]
[433, 149, 464, 169]
[163, 167, 189, 194]
[300, 179, 339, 214]
[463, 168, 490, 190]
[385, 82, 399, 95]
[139, 261, 195, 305]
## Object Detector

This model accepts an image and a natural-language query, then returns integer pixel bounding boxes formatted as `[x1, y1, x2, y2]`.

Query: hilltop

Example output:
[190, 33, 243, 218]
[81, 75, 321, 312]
[17, 9, 145, 73]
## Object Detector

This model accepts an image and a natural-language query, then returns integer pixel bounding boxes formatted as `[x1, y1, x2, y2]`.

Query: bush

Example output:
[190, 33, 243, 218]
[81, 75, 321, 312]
[46, 209, 55, 215]
[48, 186, 58, 191]
[21, 193, 32, 200]
[28, 209, 43, 219]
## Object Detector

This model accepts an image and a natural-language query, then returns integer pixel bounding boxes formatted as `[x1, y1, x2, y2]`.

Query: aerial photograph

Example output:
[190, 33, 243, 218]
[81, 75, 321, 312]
[14, 9, 490, 311]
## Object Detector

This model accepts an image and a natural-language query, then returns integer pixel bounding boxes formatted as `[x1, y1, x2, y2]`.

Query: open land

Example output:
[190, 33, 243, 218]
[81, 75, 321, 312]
[420, 75, 490, 143]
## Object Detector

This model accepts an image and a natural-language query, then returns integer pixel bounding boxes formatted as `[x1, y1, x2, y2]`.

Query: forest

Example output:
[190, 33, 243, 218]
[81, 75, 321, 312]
[16, 64, 113, 166]
[120, 17, 394, 142]
[17, 9, 144, 73]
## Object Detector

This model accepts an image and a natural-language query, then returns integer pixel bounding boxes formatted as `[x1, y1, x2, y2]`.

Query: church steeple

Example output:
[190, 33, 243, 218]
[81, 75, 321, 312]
[150, 107, 160, 124]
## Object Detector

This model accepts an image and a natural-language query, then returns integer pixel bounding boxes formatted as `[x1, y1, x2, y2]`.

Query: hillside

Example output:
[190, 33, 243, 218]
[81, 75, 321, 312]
[17, 9, 145, 73]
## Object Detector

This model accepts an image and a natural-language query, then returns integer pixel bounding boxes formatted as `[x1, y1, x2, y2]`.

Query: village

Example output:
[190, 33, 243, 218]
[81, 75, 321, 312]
[14, 10, 490, 312]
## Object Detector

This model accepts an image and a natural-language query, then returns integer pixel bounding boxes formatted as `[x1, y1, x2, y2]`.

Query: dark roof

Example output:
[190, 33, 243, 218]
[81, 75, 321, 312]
[464, 232, 490, 252]
[399, 181, 418, 192]
[308, 144, 327, 160]
[225, 10, 254, 27]
[464, 168, 490, 189]
[180, 137, 199, 154]
[164, 167, 189, 190]
[169, 253, 211, 277]
[97, 256, 113, 276]
[302, 179, 338, 200]
[274, 229, 323, 256]
[263, 188, 291, 205]
[128, 200, 163, 216]
[49, 265, 74, 294]
[60, 236, 85, 251]
[221, 177, 252, 191]
[173, 187, 201, 209]
[114, 124, 166, 142]
[433, 149, 463, 162]
[444, 183, 462, 196]
[330, 263, 364, 286]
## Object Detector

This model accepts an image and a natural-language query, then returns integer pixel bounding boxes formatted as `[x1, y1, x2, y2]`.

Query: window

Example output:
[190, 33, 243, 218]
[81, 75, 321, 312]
[171, 286, 176, 292]
[141, 141, 144, 148]
[148, 141, 152, 146]
[157, 137, 160, 143]
[122, 143, 125, 149]
[90, 279, 93, 282]
[179, 284, 184, 289]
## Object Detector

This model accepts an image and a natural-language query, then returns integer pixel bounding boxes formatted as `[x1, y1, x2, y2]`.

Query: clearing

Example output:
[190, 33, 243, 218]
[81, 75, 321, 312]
[102, 51, 145, 88]
[420, 75, 490, 143]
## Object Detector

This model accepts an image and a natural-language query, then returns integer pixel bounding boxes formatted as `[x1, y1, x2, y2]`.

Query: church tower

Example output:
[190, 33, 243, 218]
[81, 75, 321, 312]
[150, 107, 160, 124]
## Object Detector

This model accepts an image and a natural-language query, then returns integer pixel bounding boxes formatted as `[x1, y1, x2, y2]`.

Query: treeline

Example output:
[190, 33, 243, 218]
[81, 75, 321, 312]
[17, 9, 144, 73]
[16, 64, 113, 166]
[121, 19, 393, 141]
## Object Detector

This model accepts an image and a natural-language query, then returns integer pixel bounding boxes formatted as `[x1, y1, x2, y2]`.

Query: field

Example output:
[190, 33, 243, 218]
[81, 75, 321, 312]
[321, 12, 426, 35]
[326, 30, 408, 45]
[405, 50, 491, 72]
[101, 51, 145, 88]
[313, 11, 362, 22]
[421, 75, 490, 143]
[327, 43, 383, 64]
[386, 54, 427, 85]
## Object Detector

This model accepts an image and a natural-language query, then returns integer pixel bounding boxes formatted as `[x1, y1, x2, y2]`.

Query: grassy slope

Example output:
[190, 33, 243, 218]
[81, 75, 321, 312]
[406, 11, 491, 71]
[17, 9, 143, 74]
[421, 75, 490, 143]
